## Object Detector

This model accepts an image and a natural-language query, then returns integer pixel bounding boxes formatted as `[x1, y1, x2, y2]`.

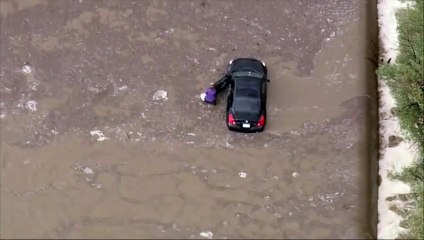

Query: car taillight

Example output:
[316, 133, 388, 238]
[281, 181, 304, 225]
[257, 115, 265, 127]
[228, 114, 236, 125]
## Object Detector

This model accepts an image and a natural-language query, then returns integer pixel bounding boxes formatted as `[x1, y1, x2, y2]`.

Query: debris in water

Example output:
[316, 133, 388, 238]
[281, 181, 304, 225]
[22, 63, 32, 74]
[164, 28, 175, 34]
[90, 130, 109, 141]
[88, 86, 101, 93]
[238, 172, 247, 178]
[83, 167, 94, 175]
[153, 90, 168, 101]
[172, 223, 180, 231]
[292, 171, 299, 178]
[25, 100, 37, 112]
[317, 192, 341, 204]
[199, 231, 213, 239]
[118, 85, 128, 91]
[91, 183, 102, 189]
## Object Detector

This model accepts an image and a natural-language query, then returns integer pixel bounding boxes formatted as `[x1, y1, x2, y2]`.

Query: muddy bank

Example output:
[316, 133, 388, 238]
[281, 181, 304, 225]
[1, 0, 378, 238]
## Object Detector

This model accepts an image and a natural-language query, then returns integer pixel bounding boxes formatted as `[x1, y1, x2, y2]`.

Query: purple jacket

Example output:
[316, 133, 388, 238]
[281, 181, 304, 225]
[204, 87, 217, 103]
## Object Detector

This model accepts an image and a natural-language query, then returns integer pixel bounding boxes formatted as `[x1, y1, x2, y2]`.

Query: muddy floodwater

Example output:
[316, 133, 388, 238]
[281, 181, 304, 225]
[0, 0, 378, 238]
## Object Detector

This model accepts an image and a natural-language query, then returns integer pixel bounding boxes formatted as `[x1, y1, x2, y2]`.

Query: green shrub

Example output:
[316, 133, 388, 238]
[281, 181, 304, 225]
[377, 0, 424, 239]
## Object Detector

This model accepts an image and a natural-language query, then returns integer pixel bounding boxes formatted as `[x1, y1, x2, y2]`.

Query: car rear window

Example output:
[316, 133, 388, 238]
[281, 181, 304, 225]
[233, 97, 261, 114]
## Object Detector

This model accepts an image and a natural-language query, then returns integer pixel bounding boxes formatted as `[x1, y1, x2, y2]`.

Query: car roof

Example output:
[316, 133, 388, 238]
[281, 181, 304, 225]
[234, 77, 261, 98]
[231, 77, 263, 119]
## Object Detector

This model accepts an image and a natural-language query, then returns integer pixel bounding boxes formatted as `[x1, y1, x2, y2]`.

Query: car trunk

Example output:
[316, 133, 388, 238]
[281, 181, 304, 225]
[234, 112, 259, 122]
[233, 112, 260, 129]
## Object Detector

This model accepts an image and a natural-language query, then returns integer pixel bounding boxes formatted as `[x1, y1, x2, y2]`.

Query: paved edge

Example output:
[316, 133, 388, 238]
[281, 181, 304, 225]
[364, 0, 379, 238]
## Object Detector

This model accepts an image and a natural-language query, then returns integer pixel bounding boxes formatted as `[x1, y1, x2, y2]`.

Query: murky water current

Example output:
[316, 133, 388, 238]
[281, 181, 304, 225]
[0, 0, 376, 238]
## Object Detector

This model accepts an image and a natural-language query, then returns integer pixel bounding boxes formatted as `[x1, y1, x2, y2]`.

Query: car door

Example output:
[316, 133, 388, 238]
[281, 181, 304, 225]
[226, 78, 235, 112]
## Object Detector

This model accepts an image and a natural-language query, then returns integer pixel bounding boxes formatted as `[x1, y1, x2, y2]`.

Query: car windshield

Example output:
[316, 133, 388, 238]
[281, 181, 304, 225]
[233, 97, 261, 114]
[232, 71, 263, 78]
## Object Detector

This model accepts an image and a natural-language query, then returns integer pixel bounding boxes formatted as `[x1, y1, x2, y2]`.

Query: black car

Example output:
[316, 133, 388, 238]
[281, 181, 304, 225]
[225, 58, 269, 132]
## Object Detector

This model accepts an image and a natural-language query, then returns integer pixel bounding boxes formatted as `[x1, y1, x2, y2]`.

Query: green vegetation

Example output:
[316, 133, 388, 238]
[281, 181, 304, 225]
[377, 0, 424, 239]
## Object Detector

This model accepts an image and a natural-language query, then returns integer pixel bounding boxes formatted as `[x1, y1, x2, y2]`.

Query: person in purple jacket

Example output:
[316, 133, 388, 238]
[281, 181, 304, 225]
[201, 83, 217, 105]
[200, 75, 230, 105]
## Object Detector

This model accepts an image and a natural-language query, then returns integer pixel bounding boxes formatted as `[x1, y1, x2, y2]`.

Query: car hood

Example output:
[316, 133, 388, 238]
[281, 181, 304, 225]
[231, 59, 265, 74]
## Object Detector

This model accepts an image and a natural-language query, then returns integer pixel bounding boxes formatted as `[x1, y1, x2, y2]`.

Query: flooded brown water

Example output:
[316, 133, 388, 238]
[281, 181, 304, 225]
[1, 0, 377, 238]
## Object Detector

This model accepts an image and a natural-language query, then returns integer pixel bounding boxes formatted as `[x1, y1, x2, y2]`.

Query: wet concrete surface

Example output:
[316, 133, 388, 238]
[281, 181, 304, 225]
[1, 0, 376, 238]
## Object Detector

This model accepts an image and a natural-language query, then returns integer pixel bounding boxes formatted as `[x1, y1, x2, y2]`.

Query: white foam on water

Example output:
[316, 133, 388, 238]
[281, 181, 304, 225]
[21, 64, 32, 74]
[152, 90, 168, 101]
[118, 85, 128, 91]
[88, 86, 102, 93]
[83, 167, 94, 175]
[377, 0, 418, 238]
[90, 130, 109, 141]
[91, 183, 102, 189]
[199, 231, 213, 239]
[25, 100, 37, 112]
[238, 172, 247, 178]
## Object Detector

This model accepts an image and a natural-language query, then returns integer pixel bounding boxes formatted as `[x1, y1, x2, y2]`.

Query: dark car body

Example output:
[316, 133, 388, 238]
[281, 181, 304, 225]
[226, 58, 268, 132]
